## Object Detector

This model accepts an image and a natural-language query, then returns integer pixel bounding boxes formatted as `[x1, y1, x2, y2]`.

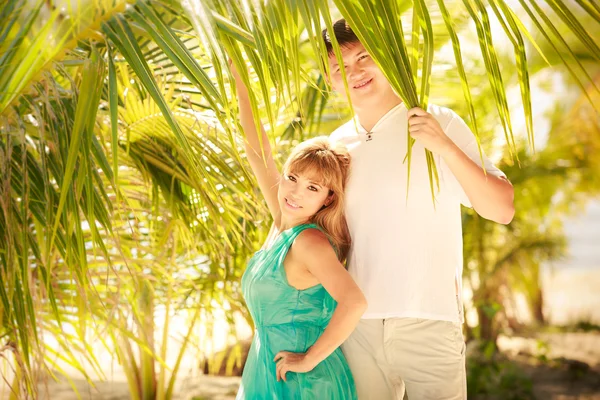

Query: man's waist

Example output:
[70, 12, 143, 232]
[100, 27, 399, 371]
[361, 309, 462, 324]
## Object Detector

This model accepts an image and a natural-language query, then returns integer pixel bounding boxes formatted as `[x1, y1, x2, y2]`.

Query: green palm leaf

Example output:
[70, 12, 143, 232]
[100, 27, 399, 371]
[2, 0, 600, 397]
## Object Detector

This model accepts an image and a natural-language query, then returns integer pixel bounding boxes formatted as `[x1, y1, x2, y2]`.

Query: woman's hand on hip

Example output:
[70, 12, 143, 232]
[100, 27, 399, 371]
[274, 351, 317, 382]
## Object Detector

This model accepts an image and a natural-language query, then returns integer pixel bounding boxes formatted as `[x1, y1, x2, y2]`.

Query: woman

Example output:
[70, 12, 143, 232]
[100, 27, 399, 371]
[231, 61, 367, 400]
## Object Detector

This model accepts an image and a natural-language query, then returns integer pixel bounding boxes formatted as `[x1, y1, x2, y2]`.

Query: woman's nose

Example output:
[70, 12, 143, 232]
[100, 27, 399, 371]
[289, 186, 302, 198]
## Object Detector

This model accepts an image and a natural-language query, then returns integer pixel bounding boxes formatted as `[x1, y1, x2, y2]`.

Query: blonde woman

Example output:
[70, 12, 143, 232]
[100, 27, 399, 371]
[230, 61, 366, 400]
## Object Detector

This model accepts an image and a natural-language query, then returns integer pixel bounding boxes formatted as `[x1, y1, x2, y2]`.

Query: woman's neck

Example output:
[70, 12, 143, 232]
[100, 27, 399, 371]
[278, 217, 311, 232]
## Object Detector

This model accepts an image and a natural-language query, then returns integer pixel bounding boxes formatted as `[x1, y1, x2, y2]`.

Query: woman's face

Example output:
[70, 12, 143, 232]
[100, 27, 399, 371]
[278, 170, 332, 223]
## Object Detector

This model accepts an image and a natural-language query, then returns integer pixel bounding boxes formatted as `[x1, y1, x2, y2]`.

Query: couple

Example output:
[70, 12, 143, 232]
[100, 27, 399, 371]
[233, 20, 514, 400]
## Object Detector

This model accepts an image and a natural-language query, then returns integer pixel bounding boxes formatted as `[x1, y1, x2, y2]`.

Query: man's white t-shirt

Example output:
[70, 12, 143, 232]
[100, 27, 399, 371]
[330, 103, 505, 323]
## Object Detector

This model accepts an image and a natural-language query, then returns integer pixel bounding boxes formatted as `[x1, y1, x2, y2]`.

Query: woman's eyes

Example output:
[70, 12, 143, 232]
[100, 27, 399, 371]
[358, 54, 369, 61]
[288, 175, 319, 191]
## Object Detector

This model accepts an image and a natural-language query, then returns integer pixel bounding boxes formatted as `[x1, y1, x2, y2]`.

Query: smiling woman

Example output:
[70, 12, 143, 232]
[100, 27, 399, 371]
[2, 0, 600, 398]
[230, 55, 367, 399]
[280, 170, 330, 212]
[279, 138, 352, 254]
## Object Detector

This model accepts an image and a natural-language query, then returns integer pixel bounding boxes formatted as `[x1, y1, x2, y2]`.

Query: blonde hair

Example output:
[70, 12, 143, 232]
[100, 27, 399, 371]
[282, 136, 351, 262]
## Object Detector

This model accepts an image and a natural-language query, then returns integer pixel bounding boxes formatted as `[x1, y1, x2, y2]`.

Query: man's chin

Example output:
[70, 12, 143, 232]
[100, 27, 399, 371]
[348, 95, 377, 110]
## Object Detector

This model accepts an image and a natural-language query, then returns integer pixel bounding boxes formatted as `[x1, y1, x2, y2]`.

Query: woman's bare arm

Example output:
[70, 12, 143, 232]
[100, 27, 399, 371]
[231, 63, 282, 225]
[274, 229, 367, 381]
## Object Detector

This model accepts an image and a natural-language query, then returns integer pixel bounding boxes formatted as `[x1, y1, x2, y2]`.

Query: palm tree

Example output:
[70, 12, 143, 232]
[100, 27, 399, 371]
[1, 0, 599, 397]
[455, 11, 600, 344]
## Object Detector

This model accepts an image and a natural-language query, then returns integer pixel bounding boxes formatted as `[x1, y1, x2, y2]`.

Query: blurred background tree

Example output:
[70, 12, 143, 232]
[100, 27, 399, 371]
[1, 0, 599, 399]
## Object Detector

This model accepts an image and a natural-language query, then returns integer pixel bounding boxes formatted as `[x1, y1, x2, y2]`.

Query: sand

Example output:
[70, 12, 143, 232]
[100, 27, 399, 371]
[0, 331, 597, 399]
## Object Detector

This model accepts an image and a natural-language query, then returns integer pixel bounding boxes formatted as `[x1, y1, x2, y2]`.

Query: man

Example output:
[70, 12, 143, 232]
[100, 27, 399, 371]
[323, 19, 515, 400]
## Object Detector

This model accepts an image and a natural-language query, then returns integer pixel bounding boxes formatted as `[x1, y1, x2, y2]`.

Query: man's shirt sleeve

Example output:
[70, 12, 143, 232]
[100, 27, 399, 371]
[439, 111, 506, 208]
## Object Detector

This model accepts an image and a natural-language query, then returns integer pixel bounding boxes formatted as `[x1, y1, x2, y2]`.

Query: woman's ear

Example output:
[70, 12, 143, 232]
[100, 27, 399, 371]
[324, 193, 335, 207]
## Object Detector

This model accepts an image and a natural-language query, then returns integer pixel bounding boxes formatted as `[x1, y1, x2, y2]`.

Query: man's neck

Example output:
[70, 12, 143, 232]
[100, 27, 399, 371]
[355, 96, 403, 132]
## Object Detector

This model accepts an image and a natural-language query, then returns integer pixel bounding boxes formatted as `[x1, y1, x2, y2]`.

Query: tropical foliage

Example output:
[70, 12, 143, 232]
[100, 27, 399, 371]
[1, 0, 599, 397]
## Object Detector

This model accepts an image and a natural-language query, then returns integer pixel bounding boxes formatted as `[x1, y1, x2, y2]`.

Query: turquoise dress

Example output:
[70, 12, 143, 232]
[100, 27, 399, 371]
[236, 223, 357, 400]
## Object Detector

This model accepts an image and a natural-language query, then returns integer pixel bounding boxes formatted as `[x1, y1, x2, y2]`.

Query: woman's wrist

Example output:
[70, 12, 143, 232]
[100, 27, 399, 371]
[304, 347, 324, 368]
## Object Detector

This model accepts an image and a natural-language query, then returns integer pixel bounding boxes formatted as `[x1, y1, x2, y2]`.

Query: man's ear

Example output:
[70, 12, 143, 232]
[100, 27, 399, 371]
[322, 58, 336, 87]
[323, 68, 333, 89]
[326, 77, 338, 94]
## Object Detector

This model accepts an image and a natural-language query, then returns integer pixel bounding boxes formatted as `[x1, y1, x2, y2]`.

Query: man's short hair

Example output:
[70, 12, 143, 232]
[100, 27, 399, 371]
[321, 19, 360, 56]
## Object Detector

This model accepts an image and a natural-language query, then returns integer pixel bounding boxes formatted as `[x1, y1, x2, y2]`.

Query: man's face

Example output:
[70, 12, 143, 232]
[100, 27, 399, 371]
[327, 42, 393, 109]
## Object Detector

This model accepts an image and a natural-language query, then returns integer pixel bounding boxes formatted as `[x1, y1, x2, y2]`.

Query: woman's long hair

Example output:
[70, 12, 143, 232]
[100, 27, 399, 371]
[282, 137, 352, 263]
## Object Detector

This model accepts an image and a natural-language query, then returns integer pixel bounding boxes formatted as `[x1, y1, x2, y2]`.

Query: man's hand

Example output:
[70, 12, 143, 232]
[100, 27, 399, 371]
[407, 107, 515, 223]
[408, 107, 456, 157]
[274, 351, 318, 382]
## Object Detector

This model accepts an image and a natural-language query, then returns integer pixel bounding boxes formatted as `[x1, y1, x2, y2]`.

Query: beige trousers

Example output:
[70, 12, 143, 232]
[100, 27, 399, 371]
[341, 318, 466, 400]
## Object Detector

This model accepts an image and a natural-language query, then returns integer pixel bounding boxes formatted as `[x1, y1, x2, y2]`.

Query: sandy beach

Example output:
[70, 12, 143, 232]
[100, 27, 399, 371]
[2, 330, 595, 400]
[2, 266, 599, 399]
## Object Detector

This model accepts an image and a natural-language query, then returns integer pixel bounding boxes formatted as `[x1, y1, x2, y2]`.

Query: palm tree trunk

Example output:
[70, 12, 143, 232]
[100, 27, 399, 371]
[532, 288, 545, 325]
[139, 279, 156, 400]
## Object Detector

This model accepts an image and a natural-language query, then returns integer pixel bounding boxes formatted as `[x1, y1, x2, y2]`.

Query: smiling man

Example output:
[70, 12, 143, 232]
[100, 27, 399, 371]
[322, 19, 515, 400]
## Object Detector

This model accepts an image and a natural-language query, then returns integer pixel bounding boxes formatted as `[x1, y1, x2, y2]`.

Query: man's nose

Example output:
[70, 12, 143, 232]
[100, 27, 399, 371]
[347, 65, 364, 80]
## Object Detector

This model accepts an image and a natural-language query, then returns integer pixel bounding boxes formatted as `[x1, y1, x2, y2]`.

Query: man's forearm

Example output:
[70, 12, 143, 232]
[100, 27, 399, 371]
[442, 143, 515, 224]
